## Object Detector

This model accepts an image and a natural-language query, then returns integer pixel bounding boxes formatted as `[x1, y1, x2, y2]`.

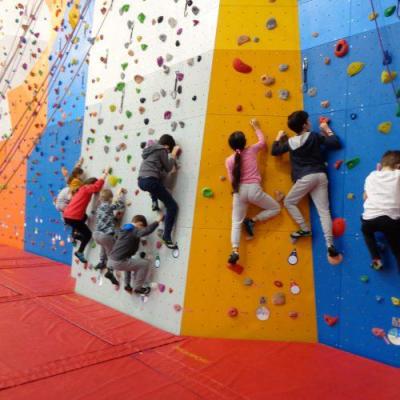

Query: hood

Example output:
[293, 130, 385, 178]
[142, 144, 166, 159]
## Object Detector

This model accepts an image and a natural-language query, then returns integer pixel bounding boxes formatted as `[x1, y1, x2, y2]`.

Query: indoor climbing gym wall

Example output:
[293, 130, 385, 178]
[182, 1, 319, 342]
[73, 0, 221, 334]
[299, 0, 400, 366]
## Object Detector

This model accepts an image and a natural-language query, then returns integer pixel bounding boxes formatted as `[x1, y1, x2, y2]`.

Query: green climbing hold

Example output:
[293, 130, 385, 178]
[384, 5, 396, 17]
[360, 275, 369, 283]
[126, 110, 133, 118]
[345, 157, 360, 169]
[115, 82, 126, 92]
[396, 89, 400, 98]
[119, 4, 130, 15]
[104, 135, 111, 143]
[141, 44, 148, 51]
[121, 63, 128, 71]
[86, 137, 95, 145]
[396, 103, 400, 117]
[202, 187, 214, 198]
[138, 13, 146, 23]
[127, 155, 132, 163]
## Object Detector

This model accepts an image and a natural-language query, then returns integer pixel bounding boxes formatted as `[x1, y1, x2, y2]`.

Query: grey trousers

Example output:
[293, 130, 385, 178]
[107, 255, 151, 289]
[284, 172, 333, 247]
[93, 231, 115, 263]
[231, 183, 281, 248]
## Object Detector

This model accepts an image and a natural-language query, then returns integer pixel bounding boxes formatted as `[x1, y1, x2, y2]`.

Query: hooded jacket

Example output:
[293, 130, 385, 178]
[109, 221, 159, 261]
[138, 144, 176, 180]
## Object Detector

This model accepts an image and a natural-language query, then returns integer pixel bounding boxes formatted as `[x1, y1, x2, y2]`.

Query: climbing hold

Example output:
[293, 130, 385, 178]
[261, 75, 275, 86]
[288, 249, 298, 265]
[256, 306, 270, 321]
[345, 157, 360, 169]
[391, 297, 400, 306]
[158, 283, 165, 292]
[324, 315, 338, 326]
[236, 105, 243, 112]
[243, 277, 254, 286]
[360, 275, 369, 283]
[334, 39, 349, 57]
[237, 35, 251, 46]
[290, 281, 301, 295]
[108, 175, 119, 187]
[174, 304, 182, 312]
[109, 104, 117, 112]
[279, 64, 289, 72]
[279, 89, 290, 101]
[138, 13, 146, 23]
[375, 295, 384, 303]
[307, 87, 317, 97]
[115, 82, 126, 92]
[233, 58, 252, 74]
[266, 18, 277, 30]
[324, 57, 331, 65]
[347, 193, 355, 200]
[312, 32, 319, 38]
[119, 4, 130, 15]
[350, 113, 357, 120]
[321, 100, 330, 108]
[369, 11, 378, 21]
[164, 111, 172, 120]
[378, 121, 392, 134]
[168, 17, 177, 28]
[202, 187, 214, 198]
[381, 70, 397, 83]
[384, 5, 396, 17]
[334, 160, 343, 169]
[274, 280, 283, 288]
[383, 50, 392, 65]
[347, 62, 365, 77]
[289, 311, 298, 319]
[227, 263, 244, 275]
[155, 255, 161, 268]
[126, 111, 133, 119]
[228, 307, 239, 318]
[272, 292, 286, 306]
[265, 90, 273, 98]
[332, 218, 346, 237]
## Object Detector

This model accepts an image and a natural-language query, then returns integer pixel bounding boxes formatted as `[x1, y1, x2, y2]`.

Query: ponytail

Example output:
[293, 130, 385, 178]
[232, 150, 241, 193]
[228, 131, 246, 194]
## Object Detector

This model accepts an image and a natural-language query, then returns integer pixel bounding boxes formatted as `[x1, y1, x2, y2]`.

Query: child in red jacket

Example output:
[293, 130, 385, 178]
[63, 169, 109, 263]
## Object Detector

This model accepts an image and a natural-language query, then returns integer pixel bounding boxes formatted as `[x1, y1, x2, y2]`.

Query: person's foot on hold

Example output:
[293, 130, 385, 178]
[134, 286, 151, 295]
[327, 245, 340, 258]
[162, 238, 178, 249]
[371, 258, 383, 270]
[152, 199, 160, 211]
[105, 269, 119, 285]
[290, 229, 312, 239]
[74, 252, 87, 263]
[228, 251, 239, 265]
[124, 284, 133, 293]
[94, 261, 106, 270]
[243, 218, 255, 238]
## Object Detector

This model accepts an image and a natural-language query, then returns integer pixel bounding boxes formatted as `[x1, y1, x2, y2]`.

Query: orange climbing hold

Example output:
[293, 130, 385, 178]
[324, 315, 339, 326]
[334, 39, 349, 58]
[232, 58, 253, 74]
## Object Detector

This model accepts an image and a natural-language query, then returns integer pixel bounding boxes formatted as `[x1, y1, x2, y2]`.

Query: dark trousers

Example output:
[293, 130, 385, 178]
[138, 177, 178, 241]
[64, 218, 92, 253]
[361, 216, 400, 270]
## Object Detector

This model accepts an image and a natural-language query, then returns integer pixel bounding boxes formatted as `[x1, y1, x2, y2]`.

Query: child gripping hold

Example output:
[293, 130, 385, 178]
[361, 150, 400, 271]
[225, 119, 281, 265]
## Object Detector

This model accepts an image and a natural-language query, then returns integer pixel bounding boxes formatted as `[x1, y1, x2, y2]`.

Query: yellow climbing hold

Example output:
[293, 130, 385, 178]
[391, 296, 400, 306]
[347, 62, 365, 77]
[381, 70, 397, 83]
[68, 0, 80, 30]
[368, 12, 378, 21]
[109, 104, 117, 112]
[378, 121, 392, 134]
[108, 175, 119, 187]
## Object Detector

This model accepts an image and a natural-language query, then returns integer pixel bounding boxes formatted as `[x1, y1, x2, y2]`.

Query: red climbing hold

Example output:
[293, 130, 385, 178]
[233, 58, 253, 74]
[228, 307, 239, 317]
[319, 116, 330, 124]
[334, 160, 343, 170]
[334, 39, 349, 58]
[332, 218, 346, 237]
[227, 263, 244, 275]
[324, 314, 339, 326]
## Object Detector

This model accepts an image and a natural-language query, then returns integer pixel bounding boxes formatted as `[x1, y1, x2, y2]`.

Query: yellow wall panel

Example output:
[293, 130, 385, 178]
[182, 1, 317, 342]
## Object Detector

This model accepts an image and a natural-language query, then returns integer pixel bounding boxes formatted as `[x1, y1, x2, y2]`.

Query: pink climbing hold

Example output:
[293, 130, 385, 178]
[332, 217, 346, 237]
[164, 111, 172, 120]
[157, 56, 164, 67]
[233, 58, 252, 74]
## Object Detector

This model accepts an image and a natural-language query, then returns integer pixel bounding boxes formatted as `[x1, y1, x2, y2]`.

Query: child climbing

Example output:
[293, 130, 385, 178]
[93, 188, 126, 270]
[271, 111, 342, 263]
[62, 157, 85, 195]
[105, 214, 164, 295]
[63, 168, 110, 263]
[225, 119, 281, 264]
[361, 150, 400, 271]
[138, 134, 180, 249]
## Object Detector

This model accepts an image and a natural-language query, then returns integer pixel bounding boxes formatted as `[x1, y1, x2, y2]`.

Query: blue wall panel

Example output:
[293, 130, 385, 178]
[300, 0, 400, 366]
[24, 2, 94, 264]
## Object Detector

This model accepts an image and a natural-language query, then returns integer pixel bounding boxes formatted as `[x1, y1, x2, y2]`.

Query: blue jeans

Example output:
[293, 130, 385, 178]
[138, 177, 178, 241]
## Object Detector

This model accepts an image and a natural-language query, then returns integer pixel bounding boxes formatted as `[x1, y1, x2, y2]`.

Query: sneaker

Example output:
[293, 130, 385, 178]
[74, 252, 87, 263]
[94, 262, 106, 271]
[105, 270, 119, 285]
[162, 239, 178, 249]
[327, 246, 340, 258]
[134, 286, 151, 295]
[290, 229, 312, 239]
[371, 259, 383, 270]
[124, 284, 133, 293]
[152, 200, 160, 211]
[228, 251, 239, 264]
[243, 218, 255, 237]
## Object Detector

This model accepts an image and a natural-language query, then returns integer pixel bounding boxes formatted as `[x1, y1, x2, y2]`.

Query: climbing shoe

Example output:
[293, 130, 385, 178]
[124, 284, 133, 293]
[243, 218, 255, 237]
[134, 286, 151, 295]
[371, 259, 384, 270]
[290, 229, 312, 240]
[94, 262, 106, 271]
[162, 239, 178, 249]
[152, 199, 160, 211]
[228, 252, 240, 265]
[327, 246, 340, 258]
[74, 252, 87, 263]
[105, 269, 119, 286]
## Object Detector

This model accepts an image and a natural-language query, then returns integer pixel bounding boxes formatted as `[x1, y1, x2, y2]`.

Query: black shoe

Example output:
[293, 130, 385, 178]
[105, 270, 119, 285]
[134, 286, 151, 295]
[243, 218, 255, 237]
[152, 200, 160, 211]
[328, 246, 340, 258]
[228, 252, 239, 264]
[74, 251, 87, 263]
[290, 229, 312, 239]
[124, 284, 133, 293]
[94, 262, 106, 271]
[163, 239, 178, 249]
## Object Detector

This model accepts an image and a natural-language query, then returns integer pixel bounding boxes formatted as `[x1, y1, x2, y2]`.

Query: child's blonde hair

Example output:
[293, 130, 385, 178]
[100, 189, 113, 202]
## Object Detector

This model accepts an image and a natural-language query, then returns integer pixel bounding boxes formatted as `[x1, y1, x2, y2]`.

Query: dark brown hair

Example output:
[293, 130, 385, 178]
[132, 214, 148, 227]
[381, 150, 400, 169]
[228, 131, 246, 193]
[288, 110, 309, 134]
[67, 167, 84, 184]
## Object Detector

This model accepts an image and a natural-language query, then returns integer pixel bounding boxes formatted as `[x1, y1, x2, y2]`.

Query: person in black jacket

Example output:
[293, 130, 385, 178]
[105, 214, 163, 295]
[271, 110, 342, 260]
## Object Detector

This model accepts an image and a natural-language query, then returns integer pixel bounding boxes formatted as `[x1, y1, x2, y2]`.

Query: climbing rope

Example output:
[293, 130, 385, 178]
[0, 0, 94, 174]
[0, 1, 113, 193]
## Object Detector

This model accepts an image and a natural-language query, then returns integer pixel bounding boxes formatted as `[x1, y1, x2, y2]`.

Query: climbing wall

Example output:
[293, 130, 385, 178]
[73, 0, 221, 334]
[299, 0, 400, 366]
[181, 0, 318, 342]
